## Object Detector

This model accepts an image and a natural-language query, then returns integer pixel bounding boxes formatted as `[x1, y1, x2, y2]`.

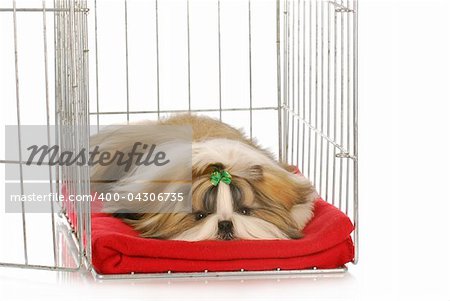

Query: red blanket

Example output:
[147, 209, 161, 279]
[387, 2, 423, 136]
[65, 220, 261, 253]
[91, 199, 354, 274]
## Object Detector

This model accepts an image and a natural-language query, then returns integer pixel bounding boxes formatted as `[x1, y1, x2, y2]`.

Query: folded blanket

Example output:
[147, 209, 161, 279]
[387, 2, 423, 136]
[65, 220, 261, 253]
[91, 199, 355, 274]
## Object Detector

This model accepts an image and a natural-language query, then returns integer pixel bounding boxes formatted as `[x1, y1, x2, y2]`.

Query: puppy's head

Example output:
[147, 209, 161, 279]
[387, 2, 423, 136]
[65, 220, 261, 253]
[119, 139, 317, 241]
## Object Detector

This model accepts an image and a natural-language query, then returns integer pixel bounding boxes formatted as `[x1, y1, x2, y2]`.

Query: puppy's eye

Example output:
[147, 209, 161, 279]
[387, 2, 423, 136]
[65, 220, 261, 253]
[195, 212, 208, 221]
[238, 207, 251, 216]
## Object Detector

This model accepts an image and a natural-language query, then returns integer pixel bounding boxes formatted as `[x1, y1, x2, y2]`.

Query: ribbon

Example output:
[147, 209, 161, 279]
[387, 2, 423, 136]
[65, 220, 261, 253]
[210, 170, 232, 186]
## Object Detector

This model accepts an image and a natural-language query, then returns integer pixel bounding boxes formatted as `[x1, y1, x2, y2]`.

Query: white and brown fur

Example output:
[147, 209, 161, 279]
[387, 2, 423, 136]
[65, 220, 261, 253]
[90, 114, 318, 241]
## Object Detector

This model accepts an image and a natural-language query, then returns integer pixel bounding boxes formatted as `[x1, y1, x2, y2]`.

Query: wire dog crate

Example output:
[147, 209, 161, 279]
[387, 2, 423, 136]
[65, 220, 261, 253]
[0, 0, 358, 279]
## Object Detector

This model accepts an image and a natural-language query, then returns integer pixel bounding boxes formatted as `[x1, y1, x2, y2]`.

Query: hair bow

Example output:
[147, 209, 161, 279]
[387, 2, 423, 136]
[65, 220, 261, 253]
[210, 170, 232, 186]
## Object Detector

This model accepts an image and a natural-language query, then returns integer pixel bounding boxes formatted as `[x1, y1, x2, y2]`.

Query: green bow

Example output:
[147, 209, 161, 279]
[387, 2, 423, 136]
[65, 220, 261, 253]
[210, 170, 232, 186]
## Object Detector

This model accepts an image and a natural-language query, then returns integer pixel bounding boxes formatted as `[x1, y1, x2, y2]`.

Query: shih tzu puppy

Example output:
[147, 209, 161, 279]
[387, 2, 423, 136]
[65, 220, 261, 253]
[90, 114, 317, 241]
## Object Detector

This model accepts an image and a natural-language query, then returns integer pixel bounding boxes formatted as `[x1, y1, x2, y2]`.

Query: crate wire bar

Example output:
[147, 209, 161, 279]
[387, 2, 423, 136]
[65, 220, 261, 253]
[0, 0, 89, 272]
[278, 0, 358, 264]
[0, 0, 358, 279]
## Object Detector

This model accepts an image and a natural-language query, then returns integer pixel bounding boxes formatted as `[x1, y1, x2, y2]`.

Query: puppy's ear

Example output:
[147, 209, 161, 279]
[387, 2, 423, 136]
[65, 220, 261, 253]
[246, 165, 264, 181]
[253, 166, 316, 208]
[232, 165, 264, 181]
[249, 165, 264, 180]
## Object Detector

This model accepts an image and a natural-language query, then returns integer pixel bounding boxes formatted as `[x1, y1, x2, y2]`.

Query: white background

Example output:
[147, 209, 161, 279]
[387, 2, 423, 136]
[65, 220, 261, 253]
[1, 0, 450, 300]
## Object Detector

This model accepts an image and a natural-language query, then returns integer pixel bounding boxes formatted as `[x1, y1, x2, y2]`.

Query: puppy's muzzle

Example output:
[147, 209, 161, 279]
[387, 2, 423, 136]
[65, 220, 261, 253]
[218, 220, 234, 240]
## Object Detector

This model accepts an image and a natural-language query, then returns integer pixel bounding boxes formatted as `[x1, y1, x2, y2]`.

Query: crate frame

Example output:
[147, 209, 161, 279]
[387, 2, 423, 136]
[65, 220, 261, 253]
[0, 0, 358, 280]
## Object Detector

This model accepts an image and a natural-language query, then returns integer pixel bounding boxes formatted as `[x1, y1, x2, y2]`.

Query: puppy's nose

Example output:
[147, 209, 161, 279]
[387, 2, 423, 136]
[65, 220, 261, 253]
[218, 220, 233, 232]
